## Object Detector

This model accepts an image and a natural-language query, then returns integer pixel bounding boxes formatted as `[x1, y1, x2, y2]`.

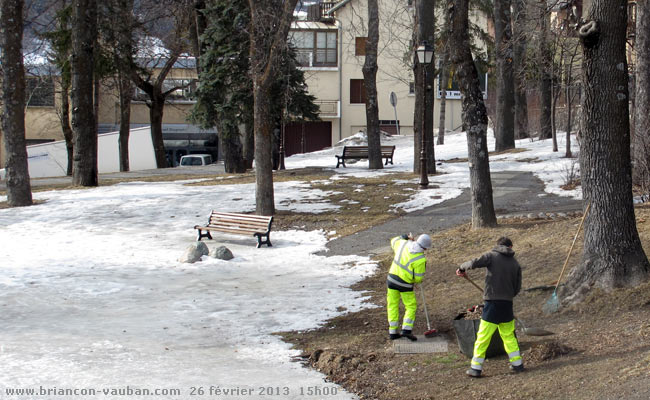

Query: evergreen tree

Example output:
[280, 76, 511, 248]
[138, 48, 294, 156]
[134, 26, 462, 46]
[192, 0, 319, 174]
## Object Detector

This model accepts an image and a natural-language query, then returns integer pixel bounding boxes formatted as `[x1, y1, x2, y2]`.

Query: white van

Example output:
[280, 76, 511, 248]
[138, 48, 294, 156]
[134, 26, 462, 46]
[179, 154, 213, 166]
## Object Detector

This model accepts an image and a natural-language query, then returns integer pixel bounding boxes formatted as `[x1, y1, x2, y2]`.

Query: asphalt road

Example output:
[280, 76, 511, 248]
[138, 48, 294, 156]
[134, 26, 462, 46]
[320, 170, 583, 257]
[0, 163, 226, 190]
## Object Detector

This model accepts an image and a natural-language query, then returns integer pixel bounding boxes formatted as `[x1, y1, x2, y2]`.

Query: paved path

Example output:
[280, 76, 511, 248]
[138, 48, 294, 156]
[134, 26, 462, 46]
[321, 171, 583, 257]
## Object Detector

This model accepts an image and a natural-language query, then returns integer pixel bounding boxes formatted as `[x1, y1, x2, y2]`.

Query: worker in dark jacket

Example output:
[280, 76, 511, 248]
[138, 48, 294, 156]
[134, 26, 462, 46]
[456, 236, 523, 377]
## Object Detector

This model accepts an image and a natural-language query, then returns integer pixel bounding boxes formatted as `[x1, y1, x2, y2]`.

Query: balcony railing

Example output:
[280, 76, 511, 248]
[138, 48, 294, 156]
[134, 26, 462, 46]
[314, 100, 339, 118]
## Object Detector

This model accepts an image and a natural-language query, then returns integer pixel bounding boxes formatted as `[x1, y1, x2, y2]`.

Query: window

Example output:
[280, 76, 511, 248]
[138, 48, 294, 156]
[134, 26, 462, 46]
[289, 30, 337, 67]
[409, 81, 415, 94]
[350, 79, 366, 104]
[163, 79, 197, 100]
[135, 79, 197, 101]
[26, 77, 55, 107]
[355, 37, 367, 56]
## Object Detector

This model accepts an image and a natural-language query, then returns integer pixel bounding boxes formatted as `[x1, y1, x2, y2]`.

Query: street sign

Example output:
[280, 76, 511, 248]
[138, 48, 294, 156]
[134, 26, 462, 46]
[389, 92, 400, 135]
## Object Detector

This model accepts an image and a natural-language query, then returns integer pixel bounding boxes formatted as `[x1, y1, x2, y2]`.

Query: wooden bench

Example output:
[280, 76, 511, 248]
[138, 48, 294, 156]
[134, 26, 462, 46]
[335, 145, 396, 168]
[194, 211, 273, 248]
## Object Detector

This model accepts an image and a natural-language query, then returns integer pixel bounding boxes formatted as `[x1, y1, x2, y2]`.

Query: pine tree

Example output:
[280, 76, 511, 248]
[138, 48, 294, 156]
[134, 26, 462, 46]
[193, 0, 318, 174]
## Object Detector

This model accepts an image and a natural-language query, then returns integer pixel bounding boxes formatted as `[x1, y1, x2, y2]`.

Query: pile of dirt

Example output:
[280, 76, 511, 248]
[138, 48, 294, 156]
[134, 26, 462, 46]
[298, 349, 377, 381]
[462, 305, 483, 320]
[525, 340, 575, 363]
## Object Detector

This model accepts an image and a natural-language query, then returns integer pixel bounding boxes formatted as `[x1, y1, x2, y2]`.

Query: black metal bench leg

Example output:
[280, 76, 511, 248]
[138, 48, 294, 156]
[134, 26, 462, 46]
[255, 233, 272, 248]
[197, 229, 212, 241]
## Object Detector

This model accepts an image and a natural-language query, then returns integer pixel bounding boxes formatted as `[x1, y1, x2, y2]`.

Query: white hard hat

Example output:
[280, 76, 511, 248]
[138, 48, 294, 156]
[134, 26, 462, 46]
[417, 234, 432, 249]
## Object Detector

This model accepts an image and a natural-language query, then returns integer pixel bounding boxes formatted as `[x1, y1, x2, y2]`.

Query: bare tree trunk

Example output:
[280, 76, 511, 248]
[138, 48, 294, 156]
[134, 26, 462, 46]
[113, 0, 135, 172]
[563, 2, 649, 300]
[413, 0, 436, 174]
[71, 0, 98, 186]
[363, 0, 383, 169]
[513, 0, 529, 139]
[494, 0, 515, 151]
[437, 13, 451, 146]
[565, 62, 573, 158]
[131, 55, 178, 169]
[118, 74, 132, 172]
[437, 55, 449, 145]
[243, 115, 254, 169]
[149, 94, 168, 168]
[447, 0, 496, 228]
[59, 78, 74, 176]
[1, 0, 33, 206]
[251, 81, 275, 215]
[538, 3, 553, 140]
[551, 59, 559, 152]
[248, 0, 298, 215]
[564, 46, 579, 158]
[191, 0, 207, 73]
[634, 0, 650, 190]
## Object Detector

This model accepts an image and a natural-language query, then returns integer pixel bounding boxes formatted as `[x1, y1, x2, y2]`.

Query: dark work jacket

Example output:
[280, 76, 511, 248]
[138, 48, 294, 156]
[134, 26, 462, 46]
[460, 245, 522, 302]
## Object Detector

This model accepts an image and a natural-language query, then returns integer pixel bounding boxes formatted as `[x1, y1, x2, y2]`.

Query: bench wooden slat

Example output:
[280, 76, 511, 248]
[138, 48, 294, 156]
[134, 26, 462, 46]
[194, 211, 273, 248]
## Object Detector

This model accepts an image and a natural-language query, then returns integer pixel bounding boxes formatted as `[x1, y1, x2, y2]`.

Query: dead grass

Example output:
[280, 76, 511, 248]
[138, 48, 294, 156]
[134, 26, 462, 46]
[283, 204, 650, 400]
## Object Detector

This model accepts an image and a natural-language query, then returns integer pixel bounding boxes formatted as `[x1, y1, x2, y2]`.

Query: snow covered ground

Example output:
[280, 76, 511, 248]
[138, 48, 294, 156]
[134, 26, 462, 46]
[0, 132, 580, 399]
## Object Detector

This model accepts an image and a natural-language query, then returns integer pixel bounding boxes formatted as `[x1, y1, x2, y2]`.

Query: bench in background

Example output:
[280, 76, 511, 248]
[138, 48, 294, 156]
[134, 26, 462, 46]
[335, 145, 396, 168]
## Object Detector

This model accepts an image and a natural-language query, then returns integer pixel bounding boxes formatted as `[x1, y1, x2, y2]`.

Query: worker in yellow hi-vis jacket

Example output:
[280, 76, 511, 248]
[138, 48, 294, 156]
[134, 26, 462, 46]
[387, 233, 431, 341]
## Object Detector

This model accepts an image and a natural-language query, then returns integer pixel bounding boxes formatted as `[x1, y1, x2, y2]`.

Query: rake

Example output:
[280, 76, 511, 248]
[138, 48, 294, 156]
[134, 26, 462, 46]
[543, 202, 590, 314]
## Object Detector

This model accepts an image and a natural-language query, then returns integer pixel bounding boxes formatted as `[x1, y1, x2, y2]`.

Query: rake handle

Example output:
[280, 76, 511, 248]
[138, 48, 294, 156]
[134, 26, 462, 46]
[554, 202, 591, 292]
[463, 274, 484, 293]
[419, 284, 432, 329]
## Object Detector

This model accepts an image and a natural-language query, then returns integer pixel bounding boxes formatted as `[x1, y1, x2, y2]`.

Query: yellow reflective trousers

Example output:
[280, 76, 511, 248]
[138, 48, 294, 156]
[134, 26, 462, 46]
[387, 288, 417, 333]
[470, 319, 522, 370]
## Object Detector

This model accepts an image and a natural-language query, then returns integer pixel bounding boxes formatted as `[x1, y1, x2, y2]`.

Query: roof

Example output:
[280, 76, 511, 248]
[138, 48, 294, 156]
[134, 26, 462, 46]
[291, 20, 338, 30]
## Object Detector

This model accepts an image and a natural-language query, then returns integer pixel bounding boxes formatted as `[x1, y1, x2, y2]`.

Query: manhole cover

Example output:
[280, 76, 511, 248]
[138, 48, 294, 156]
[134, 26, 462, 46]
[393, 335, 449, 354]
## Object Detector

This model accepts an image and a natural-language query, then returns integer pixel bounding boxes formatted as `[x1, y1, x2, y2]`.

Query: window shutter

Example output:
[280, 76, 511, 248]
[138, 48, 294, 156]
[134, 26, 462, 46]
[355, 37, 367, 56]
[350, 79, 367, 104]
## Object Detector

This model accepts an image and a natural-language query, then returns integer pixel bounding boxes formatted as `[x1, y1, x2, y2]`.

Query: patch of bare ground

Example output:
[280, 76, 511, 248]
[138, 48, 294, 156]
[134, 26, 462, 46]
[282, 204, 650, 400]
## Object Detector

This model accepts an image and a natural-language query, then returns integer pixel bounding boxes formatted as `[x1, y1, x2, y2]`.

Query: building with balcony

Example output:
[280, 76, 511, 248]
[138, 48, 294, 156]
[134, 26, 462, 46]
[288, 0, 488, 153]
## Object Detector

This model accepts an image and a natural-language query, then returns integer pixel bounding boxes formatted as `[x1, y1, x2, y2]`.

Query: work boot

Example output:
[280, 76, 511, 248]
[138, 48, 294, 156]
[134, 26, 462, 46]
[466, 368, 482, 378]
[509, 364, 525, 373]
[389, 333, 401, 340]
[401, 330, 417, 341]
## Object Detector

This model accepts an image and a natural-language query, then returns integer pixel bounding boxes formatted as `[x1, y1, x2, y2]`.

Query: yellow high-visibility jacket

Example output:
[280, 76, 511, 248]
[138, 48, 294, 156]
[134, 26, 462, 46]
[388, 236, 426, 285]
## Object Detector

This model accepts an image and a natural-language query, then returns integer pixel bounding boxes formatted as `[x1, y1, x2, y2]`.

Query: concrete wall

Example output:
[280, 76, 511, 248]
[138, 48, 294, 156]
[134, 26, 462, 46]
[24, 126, 156, 178]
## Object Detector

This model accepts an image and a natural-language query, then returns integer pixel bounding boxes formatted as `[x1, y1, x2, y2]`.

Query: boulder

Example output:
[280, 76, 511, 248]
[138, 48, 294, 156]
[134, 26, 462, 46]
[179, 241, 209, 263]
[210, 245, 234, 260]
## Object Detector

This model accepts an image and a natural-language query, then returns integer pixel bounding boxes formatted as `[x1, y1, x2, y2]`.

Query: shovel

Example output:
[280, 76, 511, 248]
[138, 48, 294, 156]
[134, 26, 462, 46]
[460, 274, 554, 336]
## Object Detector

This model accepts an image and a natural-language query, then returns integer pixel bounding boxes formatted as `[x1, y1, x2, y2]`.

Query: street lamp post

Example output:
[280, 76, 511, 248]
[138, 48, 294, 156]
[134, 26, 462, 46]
[416, 40, 434, 189]
[279, 116, 286, 170]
